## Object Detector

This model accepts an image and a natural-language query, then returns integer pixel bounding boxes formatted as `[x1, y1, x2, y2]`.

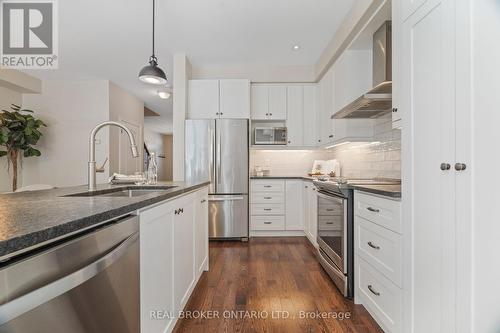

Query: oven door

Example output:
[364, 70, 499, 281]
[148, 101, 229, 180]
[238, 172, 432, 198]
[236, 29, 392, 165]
[316, 191, 348, 273]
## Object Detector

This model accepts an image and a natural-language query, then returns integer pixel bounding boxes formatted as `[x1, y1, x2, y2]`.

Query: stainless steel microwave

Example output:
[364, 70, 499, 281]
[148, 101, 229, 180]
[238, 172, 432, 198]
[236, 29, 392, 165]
[254, 127, 287, 145]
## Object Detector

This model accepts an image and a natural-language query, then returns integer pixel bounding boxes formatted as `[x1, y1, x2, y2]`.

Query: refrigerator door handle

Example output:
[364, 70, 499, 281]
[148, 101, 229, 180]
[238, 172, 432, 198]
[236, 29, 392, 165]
[216, 127, 222, 185]
[210, 125, 216, 192]
[209, 196, 245, 201]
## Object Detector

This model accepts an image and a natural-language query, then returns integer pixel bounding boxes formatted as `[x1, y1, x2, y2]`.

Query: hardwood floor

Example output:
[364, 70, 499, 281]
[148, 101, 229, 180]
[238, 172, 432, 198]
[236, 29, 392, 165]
[173, 237, 382, 333]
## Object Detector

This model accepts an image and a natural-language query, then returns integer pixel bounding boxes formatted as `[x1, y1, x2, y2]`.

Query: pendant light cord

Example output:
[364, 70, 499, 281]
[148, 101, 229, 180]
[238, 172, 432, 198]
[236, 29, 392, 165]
[152, 0, 155, 58]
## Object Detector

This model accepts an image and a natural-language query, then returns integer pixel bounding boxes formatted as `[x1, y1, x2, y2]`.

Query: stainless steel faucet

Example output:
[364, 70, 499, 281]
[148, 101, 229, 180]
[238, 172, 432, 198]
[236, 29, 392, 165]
[88, 121, 139, 191]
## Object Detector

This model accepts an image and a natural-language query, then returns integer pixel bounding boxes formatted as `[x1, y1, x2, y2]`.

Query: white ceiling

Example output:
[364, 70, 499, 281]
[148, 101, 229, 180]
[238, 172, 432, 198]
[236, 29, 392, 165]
[25, 0, 354, 133]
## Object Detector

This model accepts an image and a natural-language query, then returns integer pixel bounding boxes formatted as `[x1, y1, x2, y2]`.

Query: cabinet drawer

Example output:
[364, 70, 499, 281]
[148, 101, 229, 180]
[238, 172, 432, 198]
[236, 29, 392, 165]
[355, 192, 402, 234]
[318, 205, 342, 216]
[355, 217, 402, 286]
[251, 180, 285, 193]
[318, 216, 342, 231]
[356, 256, 402, 332]
[251, 204, 285, 215]
[250, 193, 285, 204]
[251, 216, 285, 231]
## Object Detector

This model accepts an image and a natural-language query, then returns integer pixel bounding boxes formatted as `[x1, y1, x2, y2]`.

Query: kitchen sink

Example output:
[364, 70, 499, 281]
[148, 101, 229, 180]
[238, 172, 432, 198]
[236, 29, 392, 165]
[64, 186, 178, 198]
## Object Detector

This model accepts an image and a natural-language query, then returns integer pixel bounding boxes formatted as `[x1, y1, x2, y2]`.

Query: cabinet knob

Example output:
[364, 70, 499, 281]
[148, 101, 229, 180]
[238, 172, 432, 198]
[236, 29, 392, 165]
[440, 163, 451, 171]
[220, 112, 223, 115]
[318, 139, 321, 143]
[201, 199, 206, 203]
[266, 113, 269, 116]
[455, 163, 467, 171]
[288, 140, 291, 144]
[329, 135, 334, 138]
[269, 113, 272, 116]
[392, 107, 398, 113]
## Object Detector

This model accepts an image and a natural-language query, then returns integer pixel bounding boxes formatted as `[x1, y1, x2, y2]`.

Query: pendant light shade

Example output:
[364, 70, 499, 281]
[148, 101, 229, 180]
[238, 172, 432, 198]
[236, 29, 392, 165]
[138, 0, 167, 85]
[139, 56, 167, 85]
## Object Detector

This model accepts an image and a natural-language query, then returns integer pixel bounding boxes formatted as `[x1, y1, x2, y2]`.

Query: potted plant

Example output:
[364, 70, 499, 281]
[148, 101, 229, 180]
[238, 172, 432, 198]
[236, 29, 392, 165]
[0, 104, 47, 191]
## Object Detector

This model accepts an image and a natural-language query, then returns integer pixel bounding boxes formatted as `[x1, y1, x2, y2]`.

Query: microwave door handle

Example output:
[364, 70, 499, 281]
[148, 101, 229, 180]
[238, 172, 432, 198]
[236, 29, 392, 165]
[0, 232, 139, 325]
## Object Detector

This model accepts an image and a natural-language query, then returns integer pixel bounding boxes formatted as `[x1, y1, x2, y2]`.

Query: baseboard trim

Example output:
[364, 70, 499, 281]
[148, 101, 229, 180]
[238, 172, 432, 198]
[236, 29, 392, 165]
[250, 230, 306, 237]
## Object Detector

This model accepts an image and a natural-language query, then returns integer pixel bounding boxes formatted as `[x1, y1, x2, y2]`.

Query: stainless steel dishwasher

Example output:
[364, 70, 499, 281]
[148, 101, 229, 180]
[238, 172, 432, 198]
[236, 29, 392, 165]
[0, 215, 139, 333]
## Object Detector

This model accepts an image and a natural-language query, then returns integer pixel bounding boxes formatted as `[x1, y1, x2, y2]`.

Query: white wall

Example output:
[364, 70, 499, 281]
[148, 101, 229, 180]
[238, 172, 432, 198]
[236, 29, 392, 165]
[21, 80, 110, 188]
[0, 86, 23, 192]
[109, 82, 144, 175]
[172, 53, 191, 181]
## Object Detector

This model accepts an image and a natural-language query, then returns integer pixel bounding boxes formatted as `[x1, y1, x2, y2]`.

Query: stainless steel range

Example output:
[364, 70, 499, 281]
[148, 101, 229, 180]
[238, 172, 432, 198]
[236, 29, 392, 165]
[313, 177, 401, 298]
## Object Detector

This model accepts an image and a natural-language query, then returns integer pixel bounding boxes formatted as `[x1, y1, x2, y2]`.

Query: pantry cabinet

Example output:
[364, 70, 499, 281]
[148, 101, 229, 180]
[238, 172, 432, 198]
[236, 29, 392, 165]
[399, 0, 471, 331]
[303, 86, 319, 146]
[188, 79, 250, 119]
[304, 182, 318, 246]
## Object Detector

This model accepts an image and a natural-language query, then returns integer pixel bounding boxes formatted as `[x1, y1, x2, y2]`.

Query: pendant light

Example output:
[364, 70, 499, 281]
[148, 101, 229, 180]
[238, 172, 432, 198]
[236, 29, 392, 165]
[138, 0, 167, 85]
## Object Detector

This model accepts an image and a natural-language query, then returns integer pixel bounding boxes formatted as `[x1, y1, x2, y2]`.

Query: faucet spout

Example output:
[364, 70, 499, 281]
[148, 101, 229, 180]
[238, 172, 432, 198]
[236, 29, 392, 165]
[88, 121, 139, 191]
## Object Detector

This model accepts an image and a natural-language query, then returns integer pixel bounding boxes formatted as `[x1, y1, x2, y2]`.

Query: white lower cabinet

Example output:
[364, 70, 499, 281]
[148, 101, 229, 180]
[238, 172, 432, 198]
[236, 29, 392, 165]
[304, 182, 318, 246]
[140, 187, 209, 333]
[250, 179, 318, 243]
[354, 190, 402, 333]
[285, 180, 304, 230]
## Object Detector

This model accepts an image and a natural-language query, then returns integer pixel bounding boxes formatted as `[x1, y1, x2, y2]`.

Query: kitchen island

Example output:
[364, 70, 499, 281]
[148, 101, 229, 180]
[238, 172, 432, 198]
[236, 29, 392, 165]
[0, 181, 210, 333]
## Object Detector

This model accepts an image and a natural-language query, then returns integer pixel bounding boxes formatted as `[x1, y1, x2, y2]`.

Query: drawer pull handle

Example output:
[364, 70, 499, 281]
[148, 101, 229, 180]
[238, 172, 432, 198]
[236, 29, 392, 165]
[368, 285, 380, 296]
[264, 185, 272, 188]
[264, 197, 272, 199]
[367, 241, 380, 249]
[264, 222, 272, 224]
[263, 208, 272, 211]
[325, 222, 334, 225]
[326, 209, 334, 212]
[367, 207, 380, 213]
[201, 199, 207, 203]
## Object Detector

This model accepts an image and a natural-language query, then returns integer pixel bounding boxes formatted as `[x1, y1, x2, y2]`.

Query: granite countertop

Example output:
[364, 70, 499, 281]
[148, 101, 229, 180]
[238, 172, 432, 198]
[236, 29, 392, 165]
[250, 175, 316, 181]
[352, 184, 402, 199]
[0, 181, 210, 261]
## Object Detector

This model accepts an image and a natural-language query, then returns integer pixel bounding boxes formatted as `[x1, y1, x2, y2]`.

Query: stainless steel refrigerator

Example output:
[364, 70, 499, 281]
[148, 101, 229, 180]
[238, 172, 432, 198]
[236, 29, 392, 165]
[185, 119, 249, 240]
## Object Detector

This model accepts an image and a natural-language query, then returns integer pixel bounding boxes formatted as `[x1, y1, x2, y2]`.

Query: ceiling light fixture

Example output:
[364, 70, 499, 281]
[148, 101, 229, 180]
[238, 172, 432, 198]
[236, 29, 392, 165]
[138, 0, 167, 85]
[158, 90, 171, 99]
[292, 45, 301, 51]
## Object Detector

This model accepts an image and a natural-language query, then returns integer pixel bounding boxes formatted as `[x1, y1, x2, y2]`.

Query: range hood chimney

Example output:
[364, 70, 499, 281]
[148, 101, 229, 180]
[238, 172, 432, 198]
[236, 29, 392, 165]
[332, 21, 392, 119]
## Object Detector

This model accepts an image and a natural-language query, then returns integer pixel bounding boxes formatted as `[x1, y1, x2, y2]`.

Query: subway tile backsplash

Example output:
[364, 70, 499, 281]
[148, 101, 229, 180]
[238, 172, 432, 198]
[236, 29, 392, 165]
[250, 115, 401, 179]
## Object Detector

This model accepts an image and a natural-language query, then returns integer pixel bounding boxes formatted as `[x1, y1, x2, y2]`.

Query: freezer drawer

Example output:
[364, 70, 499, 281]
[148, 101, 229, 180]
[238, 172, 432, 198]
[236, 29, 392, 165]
[209, 195, 248, 239]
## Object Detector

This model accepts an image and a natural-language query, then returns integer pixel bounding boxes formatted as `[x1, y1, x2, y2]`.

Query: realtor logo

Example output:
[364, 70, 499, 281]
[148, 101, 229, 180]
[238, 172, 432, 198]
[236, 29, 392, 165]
[1, 0, 58, 69]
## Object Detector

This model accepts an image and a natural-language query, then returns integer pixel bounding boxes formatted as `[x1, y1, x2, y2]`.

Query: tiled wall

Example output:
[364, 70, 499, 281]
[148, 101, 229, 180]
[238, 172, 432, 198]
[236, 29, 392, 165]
[250, 114, 401, 179]
[250, 150, 331, 176]
[327, 115, 401, 179]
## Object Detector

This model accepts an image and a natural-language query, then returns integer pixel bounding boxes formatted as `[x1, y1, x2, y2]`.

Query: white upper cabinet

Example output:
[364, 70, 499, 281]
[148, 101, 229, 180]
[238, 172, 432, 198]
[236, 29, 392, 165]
[250, 85, 269, 120]
[317, 68, 333, 146]
[251, 84, 287, 120]
[268, 85, 287, 120]
[303, 85, 318, 146]
[188, 79, 219, 119]
[286, 85, 304, 146]
[189, 79, 250, 119]
[392, 0, 402, 128]
[219, 79, 250, 118]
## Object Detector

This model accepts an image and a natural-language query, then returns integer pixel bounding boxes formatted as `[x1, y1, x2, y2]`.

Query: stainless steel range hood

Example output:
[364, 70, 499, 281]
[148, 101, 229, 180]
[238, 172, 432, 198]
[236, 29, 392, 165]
[333, 21, 392, 119]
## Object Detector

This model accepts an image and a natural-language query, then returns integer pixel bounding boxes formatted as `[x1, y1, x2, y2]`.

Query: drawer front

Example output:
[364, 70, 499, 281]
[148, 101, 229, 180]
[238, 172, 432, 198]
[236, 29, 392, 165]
[250, 180, 285, 193]
[355, 217, 402, 286]
[250, 204, 285, 216]
[250, 193, 285, 204]
[318, 216, 342, 231]
[318, 204, 342, 216]
[355, 191, 402, 234]
[251, 216, 285, 231]
[356, 256, 402, 332]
